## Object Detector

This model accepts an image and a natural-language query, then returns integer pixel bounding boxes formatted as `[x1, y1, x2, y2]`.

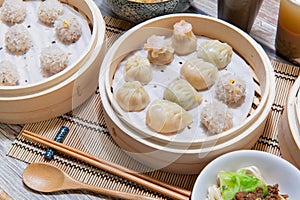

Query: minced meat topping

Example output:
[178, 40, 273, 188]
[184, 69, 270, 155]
[233, 184, 288, 200]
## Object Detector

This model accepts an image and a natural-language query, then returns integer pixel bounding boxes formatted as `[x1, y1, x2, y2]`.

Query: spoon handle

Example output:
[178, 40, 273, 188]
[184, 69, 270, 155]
[79, 183, 158, 200]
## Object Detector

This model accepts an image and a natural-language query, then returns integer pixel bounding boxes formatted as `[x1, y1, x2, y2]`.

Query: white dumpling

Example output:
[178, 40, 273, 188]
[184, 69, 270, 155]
[146, 99, 193, 134]
[215, 73, 246, 105]
[144, 35, 174, 65]
[200, 101, 233, 135]
[172, 20, 197, 55]
[180, 58, 218, 91]
[197, 40, 233, 70]
[163, 78, 202, 111]
[116, 81, 149, 112]
[124, 55, 152, 85]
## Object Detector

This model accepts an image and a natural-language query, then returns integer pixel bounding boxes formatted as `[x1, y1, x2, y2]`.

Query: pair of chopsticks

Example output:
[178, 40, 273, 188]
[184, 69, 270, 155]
[22, 130, 191, 200]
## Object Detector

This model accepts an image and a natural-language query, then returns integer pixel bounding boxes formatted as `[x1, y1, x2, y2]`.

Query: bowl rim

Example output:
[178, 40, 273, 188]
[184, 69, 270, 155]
[0, 0, 100, 96]
[101, 13, 275, 148]
[191, 150, 300, 200]
[287, 76, 300, 149]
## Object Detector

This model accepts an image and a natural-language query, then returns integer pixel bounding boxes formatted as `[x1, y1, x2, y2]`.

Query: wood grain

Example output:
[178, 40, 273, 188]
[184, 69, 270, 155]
[0, 0, 295, 200]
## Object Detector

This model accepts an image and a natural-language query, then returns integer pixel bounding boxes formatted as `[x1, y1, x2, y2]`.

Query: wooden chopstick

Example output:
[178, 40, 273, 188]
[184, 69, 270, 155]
[22, 130, 191, 200]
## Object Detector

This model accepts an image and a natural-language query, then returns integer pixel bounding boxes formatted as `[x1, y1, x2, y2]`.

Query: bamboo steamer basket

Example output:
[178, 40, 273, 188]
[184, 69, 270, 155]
[99, 14, 275, 174]
[278, 76, 300, 169]
[0, 0, 106, 124]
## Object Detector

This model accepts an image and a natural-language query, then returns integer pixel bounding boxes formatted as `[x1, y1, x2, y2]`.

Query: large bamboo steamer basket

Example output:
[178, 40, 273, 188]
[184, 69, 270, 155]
[278, 76, 300, 169]
[0, 0, 106, 124]
[99, 14, 275, 174]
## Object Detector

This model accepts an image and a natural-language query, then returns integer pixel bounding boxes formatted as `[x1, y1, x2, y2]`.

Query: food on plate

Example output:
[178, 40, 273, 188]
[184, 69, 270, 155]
[38, 0, 64, 25]
[172, 20, 197, 55]
[55, 13, 82, 44]
[200, 101, 233, 134]
[206, 166, 289, 200]
[215, 73, 246, 105]
[5, 24, 31, 55]
[40, 45, 68, 76]
[0, 0, 26, 25]
[124, 55, 152, 85]
[146, 99, 193, 134]
[116, 81, 150, 112]
[0, 60, 19, 86]
[144, 35, 174, 65]
[197, 40, 233, 70]
[163, 77, 202, 110]
[180, 58, 219, 91]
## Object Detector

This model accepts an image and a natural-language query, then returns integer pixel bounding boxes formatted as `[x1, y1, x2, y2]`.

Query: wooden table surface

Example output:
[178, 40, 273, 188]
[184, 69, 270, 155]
[0, 0, 293, 199]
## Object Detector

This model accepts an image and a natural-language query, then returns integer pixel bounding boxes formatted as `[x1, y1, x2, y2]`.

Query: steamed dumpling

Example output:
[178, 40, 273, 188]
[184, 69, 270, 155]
[144, 35, 174, 65]
[146, 100, 193, 134]
[215, 73, 246, 105]
[163, 78, 202, 110]
[200, 101, 233, 134]
[116, 81, 149, 112]
[197, 40, 233, 70]
[0, 0, 26, 25]
[124, 55, 152, 85]
[0, 60, 19, 86]
[38, 0, 64, 25]
[172, 20, 197, 55]
[180, 58, 218, 91]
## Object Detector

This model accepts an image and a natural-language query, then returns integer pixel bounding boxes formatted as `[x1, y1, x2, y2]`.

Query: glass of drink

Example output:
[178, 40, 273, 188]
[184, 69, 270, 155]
[217, 0, 263, 33]
[275, 0, 300, 65]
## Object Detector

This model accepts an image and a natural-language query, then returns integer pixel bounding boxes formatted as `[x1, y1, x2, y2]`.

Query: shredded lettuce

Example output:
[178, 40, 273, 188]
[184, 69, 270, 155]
[218, 170, 268, 200]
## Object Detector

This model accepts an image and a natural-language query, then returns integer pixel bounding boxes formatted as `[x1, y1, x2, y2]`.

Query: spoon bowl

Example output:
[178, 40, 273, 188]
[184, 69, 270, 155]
[22, 162, 156, 200]
[23, 162, 66, 192]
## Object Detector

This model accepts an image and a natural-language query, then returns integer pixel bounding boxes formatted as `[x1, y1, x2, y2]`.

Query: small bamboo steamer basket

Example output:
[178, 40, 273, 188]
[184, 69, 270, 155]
[0, 0, 106, 124]
[278, 76, 300, 169]
[99, 14, 275, 174]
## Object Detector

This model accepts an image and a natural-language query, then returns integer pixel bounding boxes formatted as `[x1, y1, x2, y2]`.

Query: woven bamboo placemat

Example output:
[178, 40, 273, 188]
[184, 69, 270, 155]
[7, 16, 300, 199]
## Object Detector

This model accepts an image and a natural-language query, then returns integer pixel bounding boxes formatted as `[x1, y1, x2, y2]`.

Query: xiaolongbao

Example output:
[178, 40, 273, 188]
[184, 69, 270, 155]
[124, 55, 152, 85]
[146, 99, 193, 134]
[197, 40, 233, 70]
[180, 58, 218, 91]
[163, 78, 202, 110]
[116, 81, 149, 112]
[215, 73, 246, 105]
[200, 101, 233, 134]
[144, 35, 174, 66]
[172, 20, 197, 55]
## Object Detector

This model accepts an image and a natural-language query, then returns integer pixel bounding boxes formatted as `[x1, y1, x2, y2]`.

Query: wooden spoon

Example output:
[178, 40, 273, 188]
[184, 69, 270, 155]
[22, 162, 157, 200]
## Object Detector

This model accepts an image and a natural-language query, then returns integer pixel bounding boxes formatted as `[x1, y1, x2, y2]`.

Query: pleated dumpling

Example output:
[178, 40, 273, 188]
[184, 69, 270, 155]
[172, 20, 197, 55]
[197, 40, 233, 70]
[163, 78, 202, 111]
[116, 81, 149, 112]
[124, 55, 152, 85]
[146, 100, 193, 134]
[180, 58, 218, 91]
[144, 35, 174, 66]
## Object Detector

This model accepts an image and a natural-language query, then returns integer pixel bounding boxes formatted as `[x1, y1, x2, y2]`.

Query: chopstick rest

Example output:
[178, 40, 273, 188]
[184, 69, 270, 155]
[44, 126, 69, 160]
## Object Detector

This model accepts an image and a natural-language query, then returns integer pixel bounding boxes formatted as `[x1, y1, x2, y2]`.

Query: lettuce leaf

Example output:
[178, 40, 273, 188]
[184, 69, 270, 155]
[218, 170, 268, 200]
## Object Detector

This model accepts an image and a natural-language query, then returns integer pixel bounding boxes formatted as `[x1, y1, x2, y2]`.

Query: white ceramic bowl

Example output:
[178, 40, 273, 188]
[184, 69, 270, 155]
[278, 76, 300, 169]
[0, 0, 106, 124]
[191, 150, 300, 200]
[99, 13, 275, 174]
